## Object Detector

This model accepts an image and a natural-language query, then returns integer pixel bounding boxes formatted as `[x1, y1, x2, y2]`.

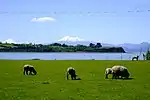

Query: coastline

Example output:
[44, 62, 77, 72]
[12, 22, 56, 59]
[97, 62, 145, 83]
[0, 51, 126, 53]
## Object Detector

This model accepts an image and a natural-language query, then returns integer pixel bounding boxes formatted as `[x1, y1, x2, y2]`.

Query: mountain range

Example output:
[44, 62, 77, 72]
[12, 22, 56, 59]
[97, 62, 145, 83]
[55, 41, 150, 53]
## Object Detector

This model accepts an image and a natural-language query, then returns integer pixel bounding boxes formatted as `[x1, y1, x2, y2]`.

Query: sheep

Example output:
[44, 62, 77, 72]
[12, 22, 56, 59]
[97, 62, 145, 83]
[66, 67, 77, 80]
[23, 64, 37, 75]
[105, 68, 113, 79]
[111, 65, 130, 79]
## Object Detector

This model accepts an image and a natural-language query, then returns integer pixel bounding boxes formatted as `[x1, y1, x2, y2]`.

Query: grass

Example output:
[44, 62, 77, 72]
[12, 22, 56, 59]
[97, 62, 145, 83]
[0, 60, 150, 100]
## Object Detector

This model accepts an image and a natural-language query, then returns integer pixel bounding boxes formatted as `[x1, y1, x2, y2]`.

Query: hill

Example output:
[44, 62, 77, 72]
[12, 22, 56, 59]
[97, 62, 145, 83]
[0, 42, 125, 53]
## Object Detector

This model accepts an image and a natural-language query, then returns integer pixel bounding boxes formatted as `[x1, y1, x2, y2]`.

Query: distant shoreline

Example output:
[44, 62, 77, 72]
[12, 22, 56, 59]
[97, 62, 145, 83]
[0, 51, 126, 53]
[0, 42, 126, 53]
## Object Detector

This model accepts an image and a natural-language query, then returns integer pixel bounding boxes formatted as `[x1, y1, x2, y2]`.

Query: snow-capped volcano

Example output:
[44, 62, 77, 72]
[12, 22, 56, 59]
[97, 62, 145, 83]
[58, 36, 84, 42]
[57, 36, 114, 46]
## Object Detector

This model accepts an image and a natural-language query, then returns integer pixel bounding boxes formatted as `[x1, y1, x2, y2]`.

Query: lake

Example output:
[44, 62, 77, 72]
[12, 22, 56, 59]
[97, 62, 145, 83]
[0, 52, 146, 60]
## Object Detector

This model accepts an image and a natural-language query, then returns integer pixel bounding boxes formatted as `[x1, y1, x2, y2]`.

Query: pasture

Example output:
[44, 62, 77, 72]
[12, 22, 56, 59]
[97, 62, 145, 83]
[0, 60, 150, 100]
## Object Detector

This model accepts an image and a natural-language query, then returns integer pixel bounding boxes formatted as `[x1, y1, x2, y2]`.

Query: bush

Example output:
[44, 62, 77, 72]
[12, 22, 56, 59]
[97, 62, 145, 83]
[146, 49, 150, 60]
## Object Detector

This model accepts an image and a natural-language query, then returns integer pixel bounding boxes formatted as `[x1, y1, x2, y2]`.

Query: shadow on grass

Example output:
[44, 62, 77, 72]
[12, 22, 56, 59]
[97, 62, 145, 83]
[75, 78, 81, 80]
[106, 77, 134, 80]
[69, 78, 81, 80]
[66, 78, 81, 80]
[121, 77, 134, 80]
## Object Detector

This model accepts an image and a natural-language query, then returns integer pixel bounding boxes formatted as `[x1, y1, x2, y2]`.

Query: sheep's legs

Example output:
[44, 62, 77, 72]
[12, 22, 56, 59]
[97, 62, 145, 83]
[112, 74, 115, 79]
[23, 70, 26, 75]
[67, 72, 69, 80]
[29, 71, 32, 75]
[25, 70, 28, 75]
[105, 74, 108, 79]
[74, 74, 77, 80]
[120, 76, 123, 79]
[112, 73, 117, 79]
[23, 68, 28, 75]
[71, 75, 74, 80]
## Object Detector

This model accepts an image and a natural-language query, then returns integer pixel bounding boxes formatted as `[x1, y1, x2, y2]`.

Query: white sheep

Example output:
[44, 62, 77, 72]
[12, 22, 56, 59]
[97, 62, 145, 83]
[23, 64, 37, 75]
[66, 67, 77, 80]
[111, 65, 130, 79]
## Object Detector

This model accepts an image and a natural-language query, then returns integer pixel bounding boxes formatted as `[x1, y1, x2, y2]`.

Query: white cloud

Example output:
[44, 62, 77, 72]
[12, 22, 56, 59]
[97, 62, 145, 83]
[58, 36, 84, 42]
[30, 17, 56, 22]
[2, 39, 16, 43]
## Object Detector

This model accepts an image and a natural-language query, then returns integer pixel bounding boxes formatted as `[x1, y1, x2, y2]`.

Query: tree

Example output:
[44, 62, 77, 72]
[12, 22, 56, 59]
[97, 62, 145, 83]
[51, 43, 61, 46]
[89, 43, 95, 47]
[95, 43, 102, 48]
[146, 49, 150, 60]
[62, 44, 68, 47]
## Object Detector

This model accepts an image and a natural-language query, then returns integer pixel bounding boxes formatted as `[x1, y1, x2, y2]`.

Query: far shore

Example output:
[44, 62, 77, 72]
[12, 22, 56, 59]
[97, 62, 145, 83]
[0, 51, 126, 53]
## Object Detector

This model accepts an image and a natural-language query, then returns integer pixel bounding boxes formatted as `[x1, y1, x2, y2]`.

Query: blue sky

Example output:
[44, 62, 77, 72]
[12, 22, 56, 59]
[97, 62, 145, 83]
[0, 0, 150, 44]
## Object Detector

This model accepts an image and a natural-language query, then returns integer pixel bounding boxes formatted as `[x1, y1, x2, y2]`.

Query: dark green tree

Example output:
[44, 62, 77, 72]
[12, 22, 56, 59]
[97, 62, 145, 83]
[95, 43, 102, 48]
[89, 43, 95, 47]
[146, 48, 150, 60]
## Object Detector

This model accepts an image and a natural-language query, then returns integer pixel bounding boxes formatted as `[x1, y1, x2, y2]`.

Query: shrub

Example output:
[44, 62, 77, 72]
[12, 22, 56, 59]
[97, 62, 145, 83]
[146, 49, 150, 60]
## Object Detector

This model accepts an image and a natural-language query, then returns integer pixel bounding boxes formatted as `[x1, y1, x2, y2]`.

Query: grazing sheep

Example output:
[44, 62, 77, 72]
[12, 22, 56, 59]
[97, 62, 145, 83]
[66, 67, 77, 80]
[105, 68, 113, 79]
[111, 65, 130, 79]
[23, 64, 37, 75]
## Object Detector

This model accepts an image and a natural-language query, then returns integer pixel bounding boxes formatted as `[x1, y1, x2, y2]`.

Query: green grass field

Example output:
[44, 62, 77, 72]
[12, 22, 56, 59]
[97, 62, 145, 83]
[0, 60, 150, 100]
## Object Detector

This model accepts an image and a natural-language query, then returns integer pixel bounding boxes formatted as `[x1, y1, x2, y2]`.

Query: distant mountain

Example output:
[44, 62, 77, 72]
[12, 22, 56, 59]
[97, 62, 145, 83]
[117, 42, 150, 52]
[56, 40, 150, 53]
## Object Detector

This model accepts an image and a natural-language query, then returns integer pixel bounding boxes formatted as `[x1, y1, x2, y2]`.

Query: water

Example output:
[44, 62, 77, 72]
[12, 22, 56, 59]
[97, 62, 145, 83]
[0, 52, 146, 60]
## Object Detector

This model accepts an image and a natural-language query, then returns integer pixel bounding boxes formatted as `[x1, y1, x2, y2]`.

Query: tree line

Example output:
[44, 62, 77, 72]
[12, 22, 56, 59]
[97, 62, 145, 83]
[0, 42, 126, 53]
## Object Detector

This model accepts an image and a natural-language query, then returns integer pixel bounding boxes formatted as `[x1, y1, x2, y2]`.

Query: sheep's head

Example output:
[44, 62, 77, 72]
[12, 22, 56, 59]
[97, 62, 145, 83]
[110, 69, 113, 74]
